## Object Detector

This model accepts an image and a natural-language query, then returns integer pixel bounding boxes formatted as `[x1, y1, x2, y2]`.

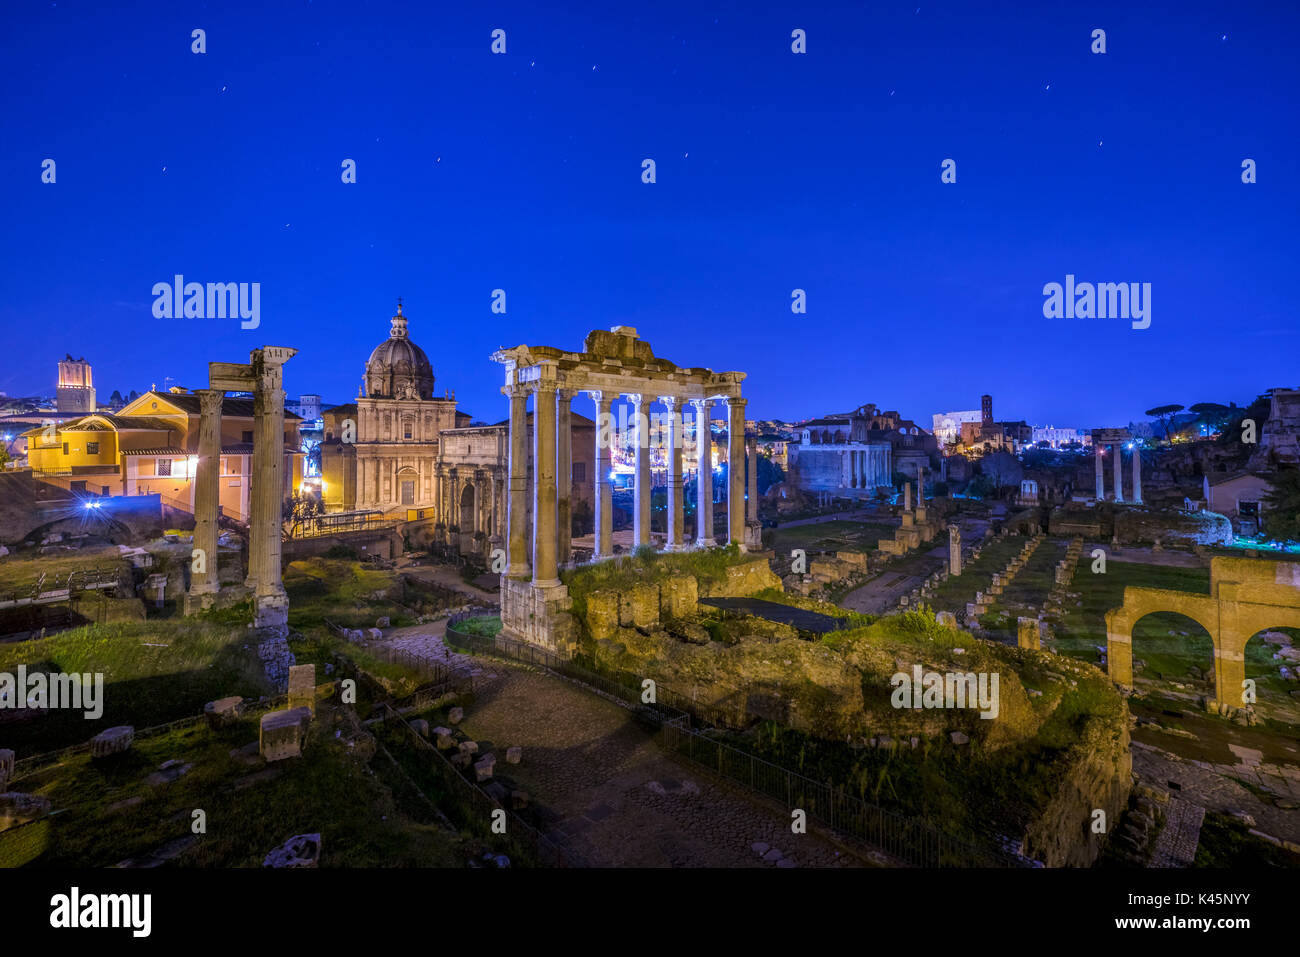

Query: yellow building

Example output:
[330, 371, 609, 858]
[22, 389, 304, 521]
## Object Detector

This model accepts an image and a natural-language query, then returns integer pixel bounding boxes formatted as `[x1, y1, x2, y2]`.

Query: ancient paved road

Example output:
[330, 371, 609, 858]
[1132, 741, 1300, 845]
[457, 666, 870, 868]
[839, 544, 947, 615]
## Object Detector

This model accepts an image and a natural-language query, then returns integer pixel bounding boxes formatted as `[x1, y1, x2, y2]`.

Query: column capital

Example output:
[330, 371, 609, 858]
[688, 397, 713, 412]
[723, 395, 747, 410]
[658, 395, 680, 410]
[625, 392, 646, 407]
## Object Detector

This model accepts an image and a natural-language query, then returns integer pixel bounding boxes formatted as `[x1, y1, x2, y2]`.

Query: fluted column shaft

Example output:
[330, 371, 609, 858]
[1132, 448, 1143, 505]
[663, 397, 684, 547]
[630, 395, 651, 547]
[1112, 443, 1124, 503]
[506, 387, 530, 578]
[557, 390, 573, 564]
[191, 389, 222, 595]
[532, 384, 560, 585]
[591, 392, 614, 558]
[692, 399, 713, 546]
[1094, 443, 1105, 502]
[726, 397, 746, 546]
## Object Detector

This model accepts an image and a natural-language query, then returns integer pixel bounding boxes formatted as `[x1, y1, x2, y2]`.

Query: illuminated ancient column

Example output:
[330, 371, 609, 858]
[532, 384, 560, 586]
[662, 397, 684, 548]
[949, 524, 962, 575]
[726, 397, 746, 547]
[250, 347, 294, 633]
[1094, 444, 1105, 502]
[904, 481, 912, 511]
[1112, 443, 1124, 504]
[590, 391, 614, 558]
[746, 433, 758, 520]
[556, 389, 573, 564]
[506, 385, 531, 579]
[629, 394, 651, 547]
[691, 398, 713, 546]
[188, 388, 222, 604]
[1131, 448, 1143, 505]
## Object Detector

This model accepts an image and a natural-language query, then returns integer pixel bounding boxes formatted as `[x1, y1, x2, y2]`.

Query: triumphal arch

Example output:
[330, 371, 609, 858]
[492, 326, 754, 656]
[1106, 556, 1300, 713]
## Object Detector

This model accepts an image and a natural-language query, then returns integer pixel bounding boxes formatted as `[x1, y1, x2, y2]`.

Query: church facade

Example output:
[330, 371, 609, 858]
[321, 303, 592, 564]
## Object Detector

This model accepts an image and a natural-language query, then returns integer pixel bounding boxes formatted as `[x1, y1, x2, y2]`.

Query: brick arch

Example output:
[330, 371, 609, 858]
[1106, 557, 1300, 714]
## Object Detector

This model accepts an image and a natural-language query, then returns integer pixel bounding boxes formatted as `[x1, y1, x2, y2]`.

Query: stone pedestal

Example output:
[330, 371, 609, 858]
[500, 576, 577, 658]
[287, 664, 317, 716]
[260, 708, 306, 762]
[90, 726, 134, 758]
[1017, 617, 1042, 650]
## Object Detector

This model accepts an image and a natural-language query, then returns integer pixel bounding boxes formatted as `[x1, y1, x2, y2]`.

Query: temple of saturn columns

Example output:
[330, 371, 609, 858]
[185, 346, 296, 636]
[491, 326, 759, 656]
[1091, 427, 1143, 505]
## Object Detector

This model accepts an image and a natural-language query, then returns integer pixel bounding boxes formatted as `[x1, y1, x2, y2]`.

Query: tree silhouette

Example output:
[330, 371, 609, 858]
[1145, 404, 1184, 441]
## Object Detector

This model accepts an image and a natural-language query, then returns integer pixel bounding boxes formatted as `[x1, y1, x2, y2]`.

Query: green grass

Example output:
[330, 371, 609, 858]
[1194, 812, 1300, 868]
[768, 520, 894, 555]
[0, 544, 130, 587]
[926, 535, 1031, 611]
[0, 619, 271, 754]
[283, 557, 414, 631]
[1052, 560, 1212, 670]
[1, 708, 463, 868]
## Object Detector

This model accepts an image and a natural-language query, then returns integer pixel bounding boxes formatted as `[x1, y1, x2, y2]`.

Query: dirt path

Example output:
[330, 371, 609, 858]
[457, 666, 869, 868]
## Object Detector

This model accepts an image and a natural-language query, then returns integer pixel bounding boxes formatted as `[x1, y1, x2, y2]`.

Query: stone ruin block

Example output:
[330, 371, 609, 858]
[90, 726, 134, 759]
[474, 753, 496, 782]
[375, 616, 391, 628]
[0, 791, 52, 829]
[434, 727, 456, 749]
[367, 628, 383, 641]
[935, 611, 957, 629]
[287, 664, 317, 715]
[1017, 617, 1041, 650]
[263, 833, 321, 868]
[410, 719, 429, 738]
[204, 696, 244, 729]
[506, 745, 522, 764]
[260, 709, 305, 762]
[965, 603, 979, 620]
[448, 706, 464, 725]
[950, 731, 970, 745]
[458, 740, 479, 757]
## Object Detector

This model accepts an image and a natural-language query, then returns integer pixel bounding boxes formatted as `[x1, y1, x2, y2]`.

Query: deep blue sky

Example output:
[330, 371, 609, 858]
[2, 1, 1296, 428]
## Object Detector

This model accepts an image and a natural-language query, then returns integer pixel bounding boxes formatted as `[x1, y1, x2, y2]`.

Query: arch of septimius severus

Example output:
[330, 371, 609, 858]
[492, 326, 759, 656]
[1106, 556, 1300, 713]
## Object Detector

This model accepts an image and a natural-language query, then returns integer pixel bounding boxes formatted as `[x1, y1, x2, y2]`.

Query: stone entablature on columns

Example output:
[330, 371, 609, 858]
[492, 327, 747, 656]
[1091, 428, 1131, 504]
[194, 346, 297, 636]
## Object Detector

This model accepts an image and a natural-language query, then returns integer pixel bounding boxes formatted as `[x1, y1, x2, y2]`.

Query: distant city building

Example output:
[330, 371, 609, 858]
[288, 394, 323, 424]
[932, 410, 981, 446]
[789, 402, 938, 497]
[56, 355, 96, 414]
[1204, 472, 1274, 536]
[22, 390, 305, 517]
[954, 394, 1031, 453]
[1254, 387, 1300, 467]
[1031, 425, 1085, 447]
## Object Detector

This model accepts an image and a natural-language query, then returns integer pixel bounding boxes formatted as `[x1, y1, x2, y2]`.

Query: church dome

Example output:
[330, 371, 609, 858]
[364, 301, 435, 399]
